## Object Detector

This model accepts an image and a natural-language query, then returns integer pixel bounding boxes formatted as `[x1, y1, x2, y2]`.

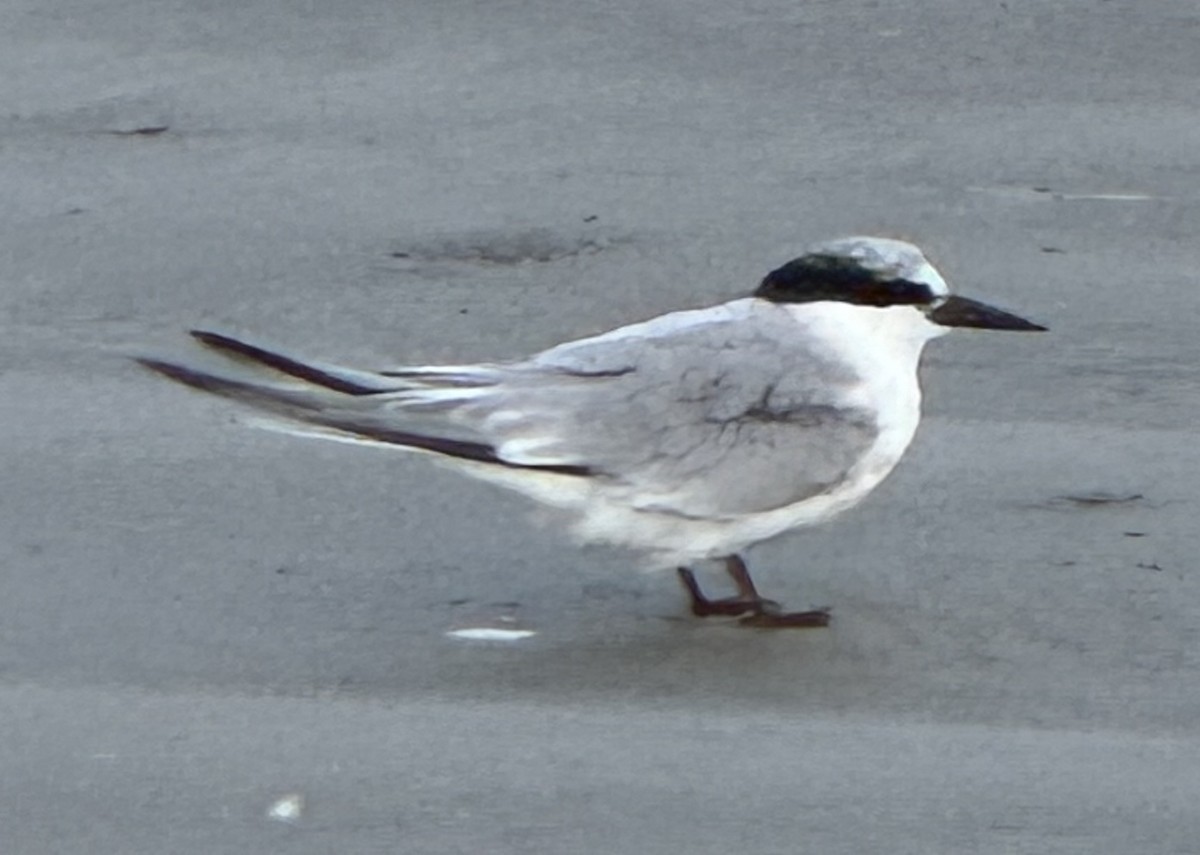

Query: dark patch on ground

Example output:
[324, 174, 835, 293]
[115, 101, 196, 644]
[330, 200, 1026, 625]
[386, 227, 628, 266]
[1023, 491, 1156, 514]
[104, 125, 170, 136]
[1055, 491, 1144, 507]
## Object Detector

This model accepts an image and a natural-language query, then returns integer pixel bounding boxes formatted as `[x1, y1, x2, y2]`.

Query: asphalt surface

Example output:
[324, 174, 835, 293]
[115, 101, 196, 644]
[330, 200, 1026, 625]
[3, 1, 1199, 852]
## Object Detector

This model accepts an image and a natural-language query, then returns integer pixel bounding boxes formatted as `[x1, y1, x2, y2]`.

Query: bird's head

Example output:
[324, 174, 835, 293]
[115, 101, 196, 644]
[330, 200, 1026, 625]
[754, 236, 1046, 333]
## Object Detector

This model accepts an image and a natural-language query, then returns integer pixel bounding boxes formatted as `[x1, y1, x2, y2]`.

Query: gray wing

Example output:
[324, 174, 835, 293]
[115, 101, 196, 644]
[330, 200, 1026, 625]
[455, 300, 880, 517]
[138, 303, 878, 518]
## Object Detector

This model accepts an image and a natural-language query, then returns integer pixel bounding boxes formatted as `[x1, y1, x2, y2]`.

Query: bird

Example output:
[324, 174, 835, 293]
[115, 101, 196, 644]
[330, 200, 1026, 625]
[137, 236, 1045, 628]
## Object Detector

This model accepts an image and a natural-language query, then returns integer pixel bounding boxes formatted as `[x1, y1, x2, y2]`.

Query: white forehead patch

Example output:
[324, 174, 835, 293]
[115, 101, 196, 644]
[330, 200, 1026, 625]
[910, 259, 950, 298]
[810, 236, 950, 297]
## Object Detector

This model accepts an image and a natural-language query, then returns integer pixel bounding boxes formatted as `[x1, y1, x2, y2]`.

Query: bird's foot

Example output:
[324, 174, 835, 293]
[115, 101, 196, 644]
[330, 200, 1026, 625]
[676, 567, 831, 629]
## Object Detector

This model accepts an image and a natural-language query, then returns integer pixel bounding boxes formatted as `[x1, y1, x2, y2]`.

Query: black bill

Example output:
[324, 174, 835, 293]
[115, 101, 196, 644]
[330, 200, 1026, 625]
[929, 295, 1047, 331]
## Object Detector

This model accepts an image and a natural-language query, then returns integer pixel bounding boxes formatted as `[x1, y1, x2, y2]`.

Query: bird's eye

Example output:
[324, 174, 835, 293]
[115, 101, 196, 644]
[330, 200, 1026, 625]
[857, 284, 896, 306]
[856, 280, 934, 307]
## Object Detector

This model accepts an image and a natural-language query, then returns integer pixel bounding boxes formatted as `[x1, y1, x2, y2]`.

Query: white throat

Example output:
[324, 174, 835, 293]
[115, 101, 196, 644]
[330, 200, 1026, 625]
[780, 301, 946, 362]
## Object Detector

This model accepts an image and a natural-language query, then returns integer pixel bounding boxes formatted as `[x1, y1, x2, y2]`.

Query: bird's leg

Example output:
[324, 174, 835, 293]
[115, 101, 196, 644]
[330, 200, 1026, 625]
[677, 562, 764, 618]
[676, 555, 831, 628]
[722, 554, 776, 604]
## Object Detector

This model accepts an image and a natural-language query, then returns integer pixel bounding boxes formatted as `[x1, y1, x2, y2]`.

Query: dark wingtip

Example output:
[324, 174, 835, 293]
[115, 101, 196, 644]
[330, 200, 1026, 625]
[187, 329, 378, 395]
[190, 329, 240, 349]
[135, 354, 324, 414]
[189, 329, 279, 360]
[134, 355, 227, 393]
[136, 355, 594, 478]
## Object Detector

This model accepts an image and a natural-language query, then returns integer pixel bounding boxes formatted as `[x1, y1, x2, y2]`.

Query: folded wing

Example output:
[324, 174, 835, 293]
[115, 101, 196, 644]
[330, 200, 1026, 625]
[138, 301, 878, 517]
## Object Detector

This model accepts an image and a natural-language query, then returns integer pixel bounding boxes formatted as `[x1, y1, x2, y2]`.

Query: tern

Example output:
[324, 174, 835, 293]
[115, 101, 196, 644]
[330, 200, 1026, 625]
[138, 236, 1044, 627]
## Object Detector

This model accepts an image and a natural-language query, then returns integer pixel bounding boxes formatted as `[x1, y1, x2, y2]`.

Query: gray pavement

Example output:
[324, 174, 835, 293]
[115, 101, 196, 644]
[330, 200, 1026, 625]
[3, 1, 1199, 851]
